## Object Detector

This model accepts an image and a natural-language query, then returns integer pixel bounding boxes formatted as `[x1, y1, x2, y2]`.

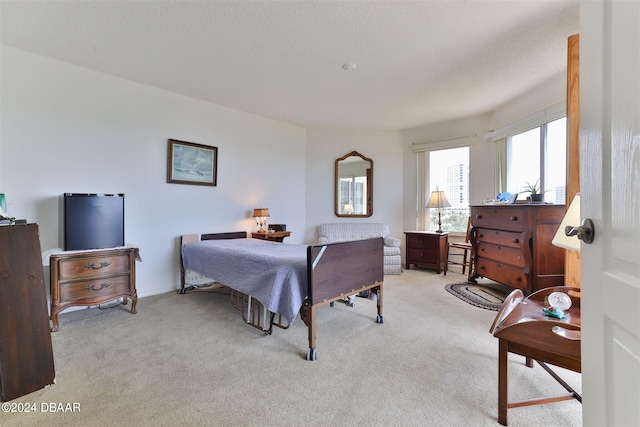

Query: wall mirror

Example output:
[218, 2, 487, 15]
[335, 151, 373, 217]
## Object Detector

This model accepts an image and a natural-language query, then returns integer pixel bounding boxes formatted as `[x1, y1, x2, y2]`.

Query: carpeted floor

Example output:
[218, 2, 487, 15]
[445, 281, 514, 311]
[1, 269, 581, 427]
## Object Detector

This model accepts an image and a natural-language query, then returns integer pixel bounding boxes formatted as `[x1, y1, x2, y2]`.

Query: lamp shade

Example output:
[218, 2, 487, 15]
[426, 187, 451, 209]
[253, 208, 270, 218]
[552, 193, 581, 251]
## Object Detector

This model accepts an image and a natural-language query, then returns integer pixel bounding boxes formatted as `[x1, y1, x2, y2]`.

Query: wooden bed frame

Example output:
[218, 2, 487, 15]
[179, 231, 384, 361]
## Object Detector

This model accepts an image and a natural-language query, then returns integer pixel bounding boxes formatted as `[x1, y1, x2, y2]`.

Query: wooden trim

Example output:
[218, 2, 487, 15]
[565, 34, 581, 289]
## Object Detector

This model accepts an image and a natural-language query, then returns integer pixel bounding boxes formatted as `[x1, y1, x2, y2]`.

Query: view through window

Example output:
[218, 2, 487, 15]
[506, 117, 566, 203]
[428, 147, 469, 232]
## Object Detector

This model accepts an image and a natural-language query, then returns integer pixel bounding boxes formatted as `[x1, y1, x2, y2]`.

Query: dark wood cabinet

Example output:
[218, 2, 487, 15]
[470, 204, 565, 294]
[50, 247, 138, 332]
[0, 224, 55, 401]
[404, 231, 448, 274]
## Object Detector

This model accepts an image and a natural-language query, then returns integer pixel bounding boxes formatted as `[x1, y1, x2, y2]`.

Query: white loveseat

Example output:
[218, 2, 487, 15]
[317, 223, 402, 275]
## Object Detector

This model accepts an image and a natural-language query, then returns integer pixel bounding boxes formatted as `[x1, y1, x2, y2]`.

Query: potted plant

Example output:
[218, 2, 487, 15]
[523, 179, 546, 203]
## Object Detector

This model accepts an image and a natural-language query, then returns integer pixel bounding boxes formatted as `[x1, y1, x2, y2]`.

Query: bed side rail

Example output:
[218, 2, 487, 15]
[307, 237, 384, 306]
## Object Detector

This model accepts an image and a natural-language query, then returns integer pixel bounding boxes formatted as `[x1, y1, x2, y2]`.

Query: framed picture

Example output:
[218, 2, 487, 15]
[167, 139, 217, 186]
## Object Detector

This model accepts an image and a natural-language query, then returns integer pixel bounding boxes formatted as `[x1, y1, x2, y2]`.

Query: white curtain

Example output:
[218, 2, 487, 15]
[416, 151, 428, 230]
[494, 137, 507, 194]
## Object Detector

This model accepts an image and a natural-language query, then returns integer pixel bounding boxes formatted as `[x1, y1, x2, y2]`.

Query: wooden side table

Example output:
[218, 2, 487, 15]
[404, 231, 448, 273]
[49, 247, 138, 331]
[251, 231, 291, 242]
[490, 286, 581, 426]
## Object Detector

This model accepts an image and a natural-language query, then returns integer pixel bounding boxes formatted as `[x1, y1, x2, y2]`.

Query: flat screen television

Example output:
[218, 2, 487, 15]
[63, 193, 125, 251]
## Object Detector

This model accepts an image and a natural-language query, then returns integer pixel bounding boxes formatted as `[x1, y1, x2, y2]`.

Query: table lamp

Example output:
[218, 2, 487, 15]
[426, 186, 450, 233]
[551, 193, 594, 250]
[253, 208, 270, 233]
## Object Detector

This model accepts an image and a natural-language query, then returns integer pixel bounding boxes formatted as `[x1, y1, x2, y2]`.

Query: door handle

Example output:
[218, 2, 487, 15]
[565, 218, 595, 244]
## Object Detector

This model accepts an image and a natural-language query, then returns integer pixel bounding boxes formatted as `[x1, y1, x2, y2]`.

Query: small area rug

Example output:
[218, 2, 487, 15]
[445, 282, 513, 311]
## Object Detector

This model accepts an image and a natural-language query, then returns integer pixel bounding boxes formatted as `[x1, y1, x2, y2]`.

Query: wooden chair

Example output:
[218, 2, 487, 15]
[445, 216, 472, 275]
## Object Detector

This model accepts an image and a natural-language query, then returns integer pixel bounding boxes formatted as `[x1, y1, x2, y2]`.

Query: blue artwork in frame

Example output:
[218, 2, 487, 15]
[167, 139, 217, 186]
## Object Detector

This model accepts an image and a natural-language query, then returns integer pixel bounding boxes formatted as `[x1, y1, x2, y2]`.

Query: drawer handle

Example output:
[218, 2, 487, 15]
[475, 214, 482, 219]
[510, 216, 518, 221]
[512, 238, 519, 243]
[515, 277, 522, 282]
[85, 283, 110, 291]
[85, 261, 111, 270]
[478, 233, 484, 238]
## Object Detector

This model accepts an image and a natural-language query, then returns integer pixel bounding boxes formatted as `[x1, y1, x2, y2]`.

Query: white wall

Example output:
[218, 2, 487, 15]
[1, 45, 568, 295]
[0, 46, 307, 298]
[305, 129, 404, 243]
[489, 71, 567, 131]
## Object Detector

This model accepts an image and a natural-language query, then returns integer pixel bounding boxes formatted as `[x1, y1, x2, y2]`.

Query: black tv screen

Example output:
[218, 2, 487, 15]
[63, 193, 125, 251]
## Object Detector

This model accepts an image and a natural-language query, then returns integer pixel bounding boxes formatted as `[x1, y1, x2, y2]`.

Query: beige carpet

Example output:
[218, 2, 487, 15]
[1, 269, 581, 427]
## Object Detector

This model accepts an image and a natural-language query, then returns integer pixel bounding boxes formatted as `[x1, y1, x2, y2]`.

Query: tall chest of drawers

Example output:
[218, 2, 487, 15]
[0, 224, 55, 401]
[50, 247, 138, 331]
[469, 204, 565, 294]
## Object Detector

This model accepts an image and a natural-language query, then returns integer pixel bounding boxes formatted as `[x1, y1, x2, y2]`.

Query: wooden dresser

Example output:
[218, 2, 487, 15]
[50, 247, 138, 331]
[404, 231, 448, 274]
[469, 204, 565, 294]
[0, 224, 55, 401]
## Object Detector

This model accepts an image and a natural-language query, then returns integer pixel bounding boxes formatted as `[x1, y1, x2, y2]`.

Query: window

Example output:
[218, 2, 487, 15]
[339, 176, 366, 214]
[506, 117, 566, 203]
[426, 147, 470, 232]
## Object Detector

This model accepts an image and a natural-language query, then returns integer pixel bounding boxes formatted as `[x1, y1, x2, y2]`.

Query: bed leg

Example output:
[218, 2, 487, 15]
[376, 286, 384, 324]
[267, 312, 275, 335]
[302, 302, 318, 361]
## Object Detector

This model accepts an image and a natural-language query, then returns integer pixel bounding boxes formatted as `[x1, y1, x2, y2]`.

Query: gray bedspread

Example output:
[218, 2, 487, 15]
[182, 238, 308, 323]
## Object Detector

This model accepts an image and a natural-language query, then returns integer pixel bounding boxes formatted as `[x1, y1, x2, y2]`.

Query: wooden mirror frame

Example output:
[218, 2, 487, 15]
[334, 151, 373, 217]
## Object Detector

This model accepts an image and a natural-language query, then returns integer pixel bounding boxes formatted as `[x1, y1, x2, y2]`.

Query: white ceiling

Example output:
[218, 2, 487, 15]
[0, 0, 579, 130]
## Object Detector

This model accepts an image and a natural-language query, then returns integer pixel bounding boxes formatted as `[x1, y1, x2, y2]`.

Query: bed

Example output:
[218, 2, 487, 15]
[179, 231, 384, 360]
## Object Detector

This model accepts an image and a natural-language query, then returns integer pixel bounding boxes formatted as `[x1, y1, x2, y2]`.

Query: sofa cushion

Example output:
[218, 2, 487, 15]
[384, 236, 401, 247]
[317, 223, 402, 275]
[318, 223, 390, 243]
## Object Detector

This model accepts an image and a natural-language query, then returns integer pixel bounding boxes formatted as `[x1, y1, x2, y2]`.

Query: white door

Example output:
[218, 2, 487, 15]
[580, 1, 640, 426]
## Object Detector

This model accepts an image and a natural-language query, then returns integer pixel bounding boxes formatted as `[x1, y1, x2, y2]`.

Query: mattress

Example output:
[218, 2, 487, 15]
[182, 238, 308, 323]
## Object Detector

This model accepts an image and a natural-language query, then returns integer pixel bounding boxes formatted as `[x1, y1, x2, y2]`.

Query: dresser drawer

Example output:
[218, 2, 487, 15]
[407, 249, 436, 263]
[472, 206, 526, 232]
[59, 274, 132, 303]
[476, 258, 528, 292]
[407, 235, 438, 249]
[476, 242, 526, 268]
[56, 253, 131, 280]
[474, 228, 525, 249]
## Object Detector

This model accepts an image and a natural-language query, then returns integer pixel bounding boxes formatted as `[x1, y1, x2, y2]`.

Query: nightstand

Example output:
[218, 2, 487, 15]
[404, 231, 449, 273]
[251, 231, 291, 242]
[49, 247, 138, 331]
